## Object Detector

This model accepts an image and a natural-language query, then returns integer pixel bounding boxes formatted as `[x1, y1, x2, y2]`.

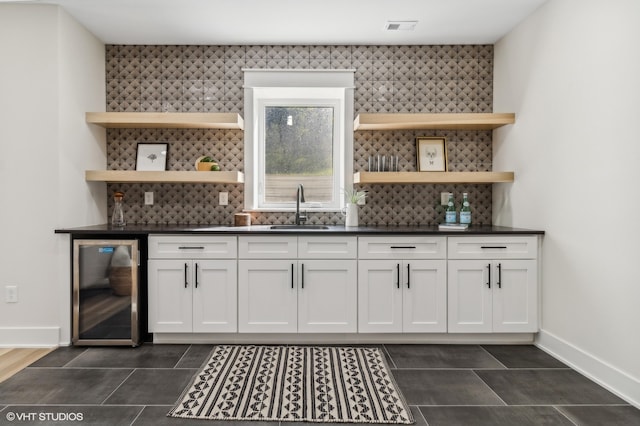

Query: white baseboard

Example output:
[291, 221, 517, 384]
[536, 329, 640, 409]
[0, 327, 60, 348]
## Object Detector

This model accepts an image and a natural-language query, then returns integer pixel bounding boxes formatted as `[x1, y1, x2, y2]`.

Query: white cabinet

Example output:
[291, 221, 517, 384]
[238, 259, 298, 332]
[447, 236, 538, 333]
[297, 259, 357, 333]
[238, 236, 357, 333]
[148, 235, 237, 333]
[358, 237, 447, 333]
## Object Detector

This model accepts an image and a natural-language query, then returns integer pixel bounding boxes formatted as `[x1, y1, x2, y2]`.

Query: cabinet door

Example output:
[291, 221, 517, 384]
[448, 260, 492, 333]
[492, 260, 538, 333]
[192, 260, 237, 333]
[298, 260, 357, 333]
[358, 260, 402, 332]
[238, 260, 297, 332]
[148, 259, 192, 333]
[403, 260, 447, 333]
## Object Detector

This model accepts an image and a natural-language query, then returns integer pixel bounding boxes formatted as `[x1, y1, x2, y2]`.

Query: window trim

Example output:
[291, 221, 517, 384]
[243, 70, 355, 213]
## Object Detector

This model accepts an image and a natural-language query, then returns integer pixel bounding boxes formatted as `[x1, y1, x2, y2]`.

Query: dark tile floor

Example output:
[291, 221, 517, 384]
[1, 344, 639, 426]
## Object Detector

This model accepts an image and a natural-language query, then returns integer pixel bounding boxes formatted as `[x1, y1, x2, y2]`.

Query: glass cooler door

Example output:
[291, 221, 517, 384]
[72, 239, 140, 346]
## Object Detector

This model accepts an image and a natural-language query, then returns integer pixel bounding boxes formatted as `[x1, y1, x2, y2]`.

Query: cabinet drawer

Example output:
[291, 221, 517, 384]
[358, 236, 446, 259]
[299, 236, 357, 259]
[447, 236, 538, 259]
[148, 235, 237, 259]
[238, 236, 297, 259]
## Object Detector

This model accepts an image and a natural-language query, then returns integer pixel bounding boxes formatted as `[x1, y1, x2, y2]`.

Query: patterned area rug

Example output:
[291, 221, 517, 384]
[169, 345, 414, 423]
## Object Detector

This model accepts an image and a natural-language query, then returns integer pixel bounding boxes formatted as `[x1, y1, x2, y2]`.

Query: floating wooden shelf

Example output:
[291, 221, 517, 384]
[86, 112, 244, 130]
[85, 170, 244, 184]
[353, 113, 515, 131]
[353, 171, 514, 184]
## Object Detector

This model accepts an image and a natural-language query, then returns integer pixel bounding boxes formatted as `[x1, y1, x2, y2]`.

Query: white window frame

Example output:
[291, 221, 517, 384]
[243, 70, 355, 213]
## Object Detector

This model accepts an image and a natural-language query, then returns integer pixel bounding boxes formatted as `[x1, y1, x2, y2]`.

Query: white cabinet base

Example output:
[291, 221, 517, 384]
[152, 332, 536, 345]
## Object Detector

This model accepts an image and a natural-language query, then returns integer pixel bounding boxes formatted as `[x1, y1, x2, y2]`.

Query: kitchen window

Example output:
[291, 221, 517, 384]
[243, 70, 355, 212]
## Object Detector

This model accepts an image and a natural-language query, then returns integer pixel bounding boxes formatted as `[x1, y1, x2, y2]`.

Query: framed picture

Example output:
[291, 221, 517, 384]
[135, 143, 169, 171]
[416, 137, 447, 172]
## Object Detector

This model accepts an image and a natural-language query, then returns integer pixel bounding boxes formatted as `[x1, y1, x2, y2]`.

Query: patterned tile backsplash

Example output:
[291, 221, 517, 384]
[105, 44, 494, 226]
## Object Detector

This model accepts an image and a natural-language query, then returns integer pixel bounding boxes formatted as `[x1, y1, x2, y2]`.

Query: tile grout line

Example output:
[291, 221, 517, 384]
[381, 344, 398, 369]
[61, 348, 90, 368]
[100, 368, 138, 405]
[552, 405, 580, 426]
[172, 344, 193, 368]
[470, 369, 509, 407]
[128, 406, 146, 426]
[478, 345, 508, 370]
[412, 405, 430, 426]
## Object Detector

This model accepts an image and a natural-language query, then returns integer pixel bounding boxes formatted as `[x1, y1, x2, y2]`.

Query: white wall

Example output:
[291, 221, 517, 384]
[0, 4, 105, 346]
[494, 0, 640, 406]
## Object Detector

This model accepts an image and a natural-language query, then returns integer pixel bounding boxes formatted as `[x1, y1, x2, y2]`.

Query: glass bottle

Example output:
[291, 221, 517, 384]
[460, 192, 472, 225]
[111, 191, 126, 227]
[445, 193, 457, 224]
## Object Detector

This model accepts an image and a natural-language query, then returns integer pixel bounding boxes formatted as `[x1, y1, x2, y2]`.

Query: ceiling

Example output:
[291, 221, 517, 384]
[24, 0, 547, 45]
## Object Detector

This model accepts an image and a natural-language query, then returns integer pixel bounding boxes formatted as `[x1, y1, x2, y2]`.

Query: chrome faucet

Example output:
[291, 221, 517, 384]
[295, 184, 307, 225]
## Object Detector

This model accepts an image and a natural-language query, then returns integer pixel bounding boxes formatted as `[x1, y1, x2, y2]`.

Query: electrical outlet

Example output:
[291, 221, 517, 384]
[219, 192, 228, 206]
[144, 192, 154, 205]
[5, 285, 18, 303]
[441, 192, 452, 206]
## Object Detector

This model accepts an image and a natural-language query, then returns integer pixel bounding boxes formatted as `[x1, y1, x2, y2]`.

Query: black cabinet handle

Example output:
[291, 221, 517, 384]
[390, 246, 416, 249]
[184, 263, 188, 288]
[407, 263, 410, 289]
[178, 246, 205, 250]
[195, 263, 199, 288]
[486, 263, 491, 288]
[497, 263, 502, 289]
[396, 263, 400, 289]
[301, 263, 304, 289]
[481, 246, 507, 249]
[291, 263, 294, 289]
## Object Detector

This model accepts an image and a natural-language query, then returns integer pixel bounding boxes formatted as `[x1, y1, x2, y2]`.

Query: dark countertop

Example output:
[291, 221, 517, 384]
[55, 224, 544, 235]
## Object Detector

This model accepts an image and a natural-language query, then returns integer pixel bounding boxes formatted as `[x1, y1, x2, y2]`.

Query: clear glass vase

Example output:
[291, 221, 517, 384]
[111, 191, 126, 227]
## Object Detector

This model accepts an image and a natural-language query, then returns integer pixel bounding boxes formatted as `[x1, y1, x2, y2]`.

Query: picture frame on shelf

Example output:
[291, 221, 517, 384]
[416, 137, 447, 172]
[135, 143, 169, 171]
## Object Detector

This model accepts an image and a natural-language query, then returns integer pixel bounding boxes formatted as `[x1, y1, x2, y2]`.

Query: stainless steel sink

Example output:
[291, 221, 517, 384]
[270, 225, 330, 230]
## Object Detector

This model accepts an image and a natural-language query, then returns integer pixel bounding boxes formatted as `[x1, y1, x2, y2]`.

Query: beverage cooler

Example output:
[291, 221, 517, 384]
[72, 239, 141, 346]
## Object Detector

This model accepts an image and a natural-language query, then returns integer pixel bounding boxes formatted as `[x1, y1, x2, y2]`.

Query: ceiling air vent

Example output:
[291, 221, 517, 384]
[384, 21, 418, 31]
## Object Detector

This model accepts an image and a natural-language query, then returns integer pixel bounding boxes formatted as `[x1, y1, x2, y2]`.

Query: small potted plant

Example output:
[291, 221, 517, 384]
[342, 187, 367, 227]
[195, 156, 220, 171]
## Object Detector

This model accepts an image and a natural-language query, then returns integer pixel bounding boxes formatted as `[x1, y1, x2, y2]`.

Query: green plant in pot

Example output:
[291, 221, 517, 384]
[196, 156, 220, 171]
